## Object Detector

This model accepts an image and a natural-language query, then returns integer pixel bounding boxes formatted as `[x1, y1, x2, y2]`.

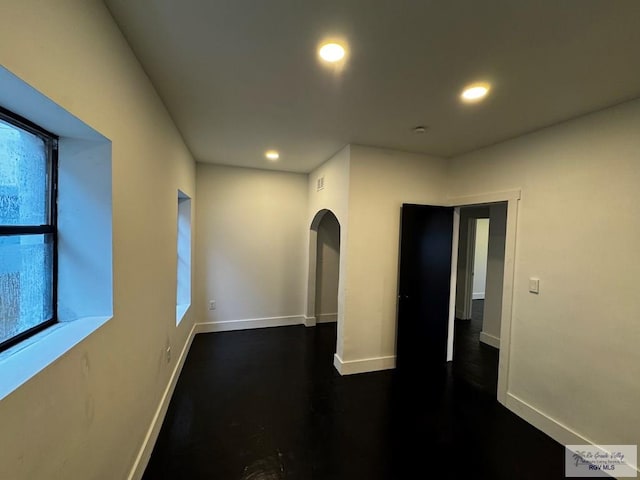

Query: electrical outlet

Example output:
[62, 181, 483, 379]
[166, 346, 171, 363]
[209, 300, 216, 310]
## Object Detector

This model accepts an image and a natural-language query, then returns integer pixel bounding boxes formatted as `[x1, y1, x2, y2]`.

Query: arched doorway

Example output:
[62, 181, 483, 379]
[306, 210, 341, 357]
[314, 211, 340, 323]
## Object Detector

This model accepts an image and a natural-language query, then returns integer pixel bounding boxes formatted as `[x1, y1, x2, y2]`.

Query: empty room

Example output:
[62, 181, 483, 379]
[0, 1, 639, 479]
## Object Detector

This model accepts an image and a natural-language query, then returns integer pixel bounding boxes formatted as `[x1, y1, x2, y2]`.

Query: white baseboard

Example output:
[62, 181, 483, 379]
[196, 315, 305, 333]
[505, 393, 639, 474]
[304, 316, 316, 327]
[506, 393, 589, 446]
[316, 313, 337, 323]
[128, 322, 197, 480]
[472, 292, 485, 300]
[333, 353, 396, 375]
[479, 331, 500, 349]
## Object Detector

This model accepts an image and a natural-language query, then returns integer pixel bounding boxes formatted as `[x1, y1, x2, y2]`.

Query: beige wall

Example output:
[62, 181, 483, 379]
[306, 146, 350, 354]
[455, 206, 490, 318]
[315, 213, 340, 320]
[343, 145, 448, 363]
[448, 98, 640, 447]
[472, 218, 490, 297]
[2, 0, 638, 471]
[481, 204, 506, 343]
[195, 164, 307, 324]
[0, 1, 196, 479]
[307, 145, 351, 228]
[306, 145, 449, 369]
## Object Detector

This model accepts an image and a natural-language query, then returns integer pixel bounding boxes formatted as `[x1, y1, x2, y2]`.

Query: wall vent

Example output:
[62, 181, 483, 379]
[316, 176, 325, 191]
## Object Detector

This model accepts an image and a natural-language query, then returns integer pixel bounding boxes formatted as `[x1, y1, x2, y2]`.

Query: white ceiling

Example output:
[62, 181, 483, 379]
[104, 0, 640, 173]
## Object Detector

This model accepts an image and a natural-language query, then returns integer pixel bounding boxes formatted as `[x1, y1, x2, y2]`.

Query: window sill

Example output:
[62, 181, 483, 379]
[0, 316, 111, 401]
[176, 304, 190, 325]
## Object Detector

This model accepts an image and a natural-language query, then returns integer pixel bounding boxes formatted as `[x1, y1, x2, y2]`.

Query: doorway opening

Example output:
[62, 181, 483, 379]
[315, 212, 340, 325]
[306, 209, 341, 362]
[452, 203, 507, 395]
[396, 191, 518, 404]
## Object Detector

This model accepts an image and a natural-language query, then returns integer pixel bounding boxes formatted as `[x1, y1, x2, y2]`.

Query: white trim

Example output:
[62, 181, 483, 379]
[472, 292, 485, 300]
[333, 353, 396, 375]
[508, 394, 640, 473]
[445, 190, 520, 406]
[0, 316, 111, 401]
[479, 332, 500, 349]
[127, 322, 197, 480]
[196, 315, 305, 333]
[304, 316, 317, 327]
[496, 195, 519, 405]
[446, 189, 521, 206]
[506, 393, 640, 474]
[316, 313, 337, 323]
[506, 393, 591, 445]
[446, 208, 460, 362]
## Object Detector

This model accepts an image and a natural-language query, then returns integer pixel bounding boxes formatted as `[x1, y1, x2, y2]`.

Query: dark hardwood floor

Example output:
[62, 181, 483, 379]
[143, 317, 579, 479]
[452, 299, 499, 394]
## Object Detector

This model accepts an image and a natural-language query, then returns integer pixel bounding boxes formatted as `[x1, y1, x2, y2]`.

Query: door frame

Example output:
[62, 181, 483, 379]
[445, 189, 520, 406]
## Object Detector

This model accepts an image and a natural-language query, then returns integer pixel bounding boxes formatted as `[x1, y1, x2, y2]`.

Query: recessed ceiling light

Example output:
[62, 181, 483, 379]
[461, 83, 491, 102]
[319, 43, 345, 63]
[265, 150, 280, 161]
[413, 126, 428, 134]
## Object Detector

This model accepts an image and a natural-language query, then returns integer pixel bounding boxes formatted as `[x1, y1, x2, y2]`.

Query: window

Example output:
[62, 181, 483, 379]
[0, 107, 57, 351]
[0, 66, 113, 400]
[176, 190, 191, 324]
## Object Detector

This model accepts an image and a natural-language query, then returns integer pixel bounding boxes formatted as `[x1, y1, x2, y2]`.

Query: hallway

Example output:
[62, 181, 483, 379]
[453, 299, 499, 394]
[144, 323, 577, 479]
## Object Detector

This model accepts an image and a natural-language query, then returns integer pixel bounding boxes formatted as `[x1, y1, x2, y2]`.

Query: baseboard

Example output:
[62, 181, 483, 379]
[472, 292, 485, 300]
[304, 316, 316, 327]
[195, 315, 305, 333]
[333, 353, 396, 375]
[506, 393, 589, 446]
[316, 313, 337, 323]
[505, 393, 639, 474]
[128, 322, 197, 480]
[479, 331, 500, 349]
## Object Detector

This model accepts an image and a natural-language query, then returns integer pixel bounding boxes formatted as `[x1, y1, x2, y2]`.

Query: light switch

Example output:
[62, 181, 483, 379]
[529, 278, 540, 294]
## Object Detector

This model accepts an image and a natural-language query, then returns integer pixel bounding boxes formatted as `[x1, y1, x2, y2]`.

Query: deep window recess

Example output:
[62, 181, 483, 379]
[0, 107, 58, 352]
[176, 190, 191, 324]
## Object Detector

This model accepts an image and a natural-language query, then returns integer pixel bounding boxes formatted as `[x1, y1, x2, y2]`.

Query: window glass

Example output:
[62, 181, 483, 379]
[0, 118, 49, 226]
[0, 112, 55, 351]
[0, 234, 54, 343]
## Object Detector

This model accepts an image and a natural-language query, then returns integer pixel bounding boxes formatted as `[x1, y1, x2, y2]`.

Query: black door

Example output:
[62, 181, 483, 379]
[396, 204, 454, 370]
